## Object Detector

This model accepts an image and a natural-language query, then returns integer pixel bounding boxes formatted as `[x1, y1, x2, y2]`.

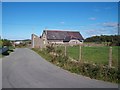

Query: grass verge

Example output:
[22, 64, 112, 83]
[32, 47, 119, 83]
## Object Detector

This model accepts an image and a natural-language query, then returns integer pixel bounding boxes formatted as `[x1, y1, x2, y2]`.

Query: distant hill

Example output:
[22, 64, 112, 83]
[12, 39, 31, 42]
[84, 35, 120, 46]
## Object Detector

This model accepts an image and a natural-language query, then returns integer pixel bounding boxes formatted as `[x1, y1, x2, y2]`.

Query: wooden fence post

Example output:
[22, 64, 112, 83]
[79, 45, 82, 62]
[109, 47, 112, 67]
[65, 45, 66, 56]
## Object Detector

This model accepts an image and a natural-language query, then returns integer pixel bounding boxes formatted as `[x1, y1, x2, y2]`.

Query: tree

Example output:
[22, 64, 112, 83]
[2, 39, 12, 46]
[84, 35, 120, 46]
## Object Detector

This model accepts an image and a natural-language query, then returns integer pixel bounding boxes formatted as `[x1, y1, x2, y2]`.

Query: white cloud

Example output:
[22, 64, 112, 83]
[89, 17, 96, 20]
[60, 22, 65, 24]
[89, 23, 101, 26]
[83, 27, 118, 38]
[85, 29, 98, 35]
[103, 22, 118, 27]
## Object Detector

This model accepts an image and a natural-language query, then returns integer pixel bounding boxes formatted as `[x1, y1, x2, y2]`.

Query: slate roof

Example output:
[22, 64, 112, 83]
[44, 30, 84, 41]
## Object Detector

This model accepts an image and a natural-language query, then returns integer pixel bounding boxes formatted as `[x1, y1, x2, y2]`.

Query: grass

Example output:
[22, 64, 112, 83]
[67, 46, 79, 60]
[56, 46, 119, 67]
[0, 54, 2, 58]
[0, 40, 2, 47]
[112, 46, 119, 67]
[82, 46, 109, 64]
[8, 46, 15, 51]
[32, 48, 52, 61]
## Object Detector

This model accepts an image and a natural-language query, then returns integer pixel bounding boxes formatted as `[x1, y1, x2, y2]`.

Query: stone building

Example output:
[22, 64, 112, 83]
[31, 30, 84, 48]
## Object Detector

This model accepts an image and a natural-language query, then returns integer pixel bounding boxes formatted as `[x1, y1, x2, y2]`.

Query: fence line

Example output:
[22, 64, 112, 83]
[53, 44, 117, 67]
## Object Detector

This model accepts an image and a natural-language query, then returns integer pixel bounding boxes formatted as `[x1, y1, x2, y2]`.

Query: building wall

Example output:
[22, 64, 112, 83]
[48, 40, 64, 44]
[42, 31, 48, 46]
[69, 39, 83, 45]
[31, 34, 44, 48]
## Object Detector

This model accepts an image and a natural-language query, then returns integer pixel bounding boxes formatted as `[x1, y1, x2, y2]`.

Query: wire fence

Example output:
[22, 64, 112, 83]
[54, 45, 118, 68]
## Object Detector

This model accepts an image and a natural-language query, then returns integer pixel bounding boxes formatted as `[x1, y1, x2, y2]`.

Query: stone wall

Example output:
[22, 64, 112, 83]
[31, 34, 44, 48]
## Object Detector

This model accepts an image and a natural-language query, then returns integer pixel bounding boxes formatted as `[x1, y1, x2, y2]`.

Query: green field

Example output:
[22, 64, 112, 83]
[56, 46, 119, 67]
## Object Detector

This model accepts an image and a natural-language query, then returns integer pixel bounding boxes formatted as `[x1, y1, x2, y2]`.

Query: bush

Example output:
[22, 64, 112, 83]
[2, 39, 12, 46]
[60, 61, 119, 83]
[67, 62, 119, 83]
[46, 44, 55, 53]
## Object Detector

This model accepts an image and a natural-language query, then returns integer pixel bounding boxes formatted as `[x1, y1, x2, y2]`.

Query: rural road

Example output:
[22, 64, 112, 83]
[2, 48, 118, 88]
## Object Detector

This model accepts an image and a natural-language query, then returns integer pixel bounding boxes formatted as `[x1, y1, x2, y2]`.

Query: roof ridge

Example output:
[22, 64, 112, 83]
[45, 30, 79, 32]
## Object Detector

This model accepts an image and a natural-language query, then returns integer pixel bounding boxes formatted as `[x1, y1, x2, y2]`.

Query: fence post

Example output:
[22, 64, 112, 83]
[79, 45, 82, 62]
[109, 47, 112, 67]
[65, 45, 66, 56]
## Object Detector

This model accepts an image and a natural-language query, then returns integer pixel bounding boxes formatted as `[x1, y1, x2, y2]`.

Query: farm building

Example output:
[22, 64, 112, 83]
[31, 30, 84, 48]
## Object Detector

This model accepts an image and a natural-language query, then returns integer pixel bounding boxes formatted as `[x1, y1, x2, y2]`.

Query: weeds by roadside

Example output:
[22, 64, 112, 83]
[32, 45, 119, 83]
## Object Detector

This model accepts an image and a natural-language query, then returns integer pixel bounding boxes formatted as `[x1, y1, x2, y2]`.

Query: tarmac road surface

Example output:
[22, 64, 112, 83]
[2, 48, 118, 88]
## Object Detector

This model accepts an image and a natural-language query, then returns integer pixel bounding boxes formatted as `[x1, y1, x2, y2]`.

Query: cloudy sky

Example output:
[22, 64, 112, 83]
[2, 2, 118, 40]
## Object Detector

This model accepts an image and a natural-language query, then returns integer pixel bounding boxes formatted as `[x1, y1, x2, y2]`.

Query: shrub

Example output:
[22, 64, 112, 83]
[56, 49, 63, 55]
[67, 62, 119, 83]
[46, 44, 55, 53]
[61, 61, 119, 83]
